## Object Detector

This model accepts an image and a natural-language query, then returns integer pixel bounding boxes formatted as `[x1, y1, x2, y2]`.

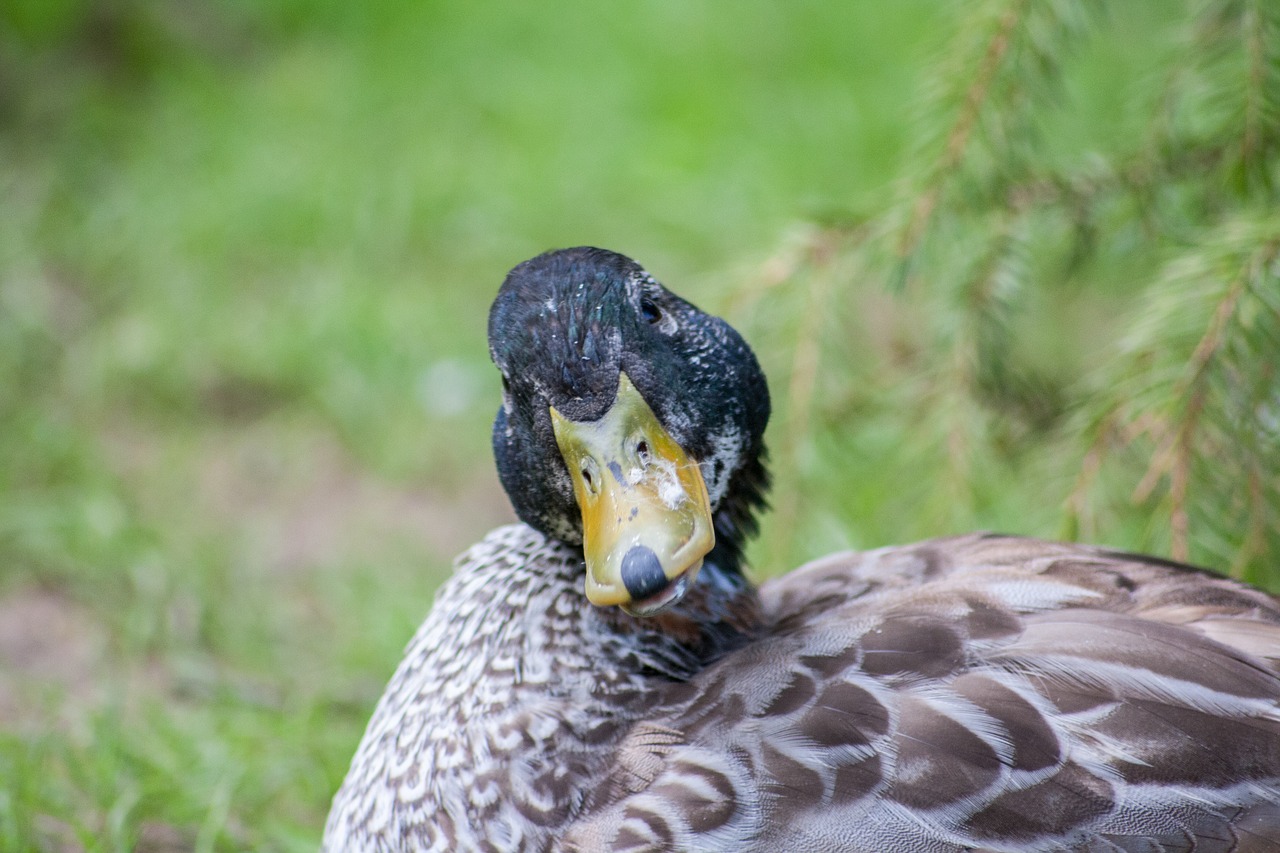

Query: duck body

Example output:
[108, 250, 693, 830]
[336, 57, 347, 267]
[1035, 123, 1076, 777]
[323, 248, 1280, 852]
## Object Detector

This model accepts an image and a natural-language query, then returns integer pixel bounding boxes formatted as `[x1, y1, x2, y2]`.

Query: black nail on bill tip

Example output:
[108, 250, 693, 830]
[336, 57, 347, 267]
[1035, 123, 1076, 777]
[620, 545, 668, 599]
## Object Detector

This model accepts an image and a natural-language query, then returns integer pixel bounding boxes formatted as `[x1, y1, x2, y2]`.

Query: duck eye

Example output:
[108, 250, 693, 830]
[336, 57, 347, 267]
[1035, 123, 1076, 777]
[640, 297, 662, 325]
[501, 375, 511, 394]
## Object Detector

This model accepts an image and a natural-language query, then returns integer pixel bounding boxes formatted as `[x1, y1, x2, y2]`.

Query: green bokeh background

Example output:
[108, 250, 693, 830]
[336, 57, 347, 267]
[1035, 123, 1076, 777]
[0, 2, 1267, 849]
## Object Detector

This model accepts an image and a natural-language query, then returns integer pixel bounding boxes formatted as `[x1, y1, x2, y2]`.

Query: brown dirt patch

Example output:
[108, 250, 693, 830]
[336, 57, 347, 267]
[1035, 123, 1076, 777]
[0, 586, 109, 728]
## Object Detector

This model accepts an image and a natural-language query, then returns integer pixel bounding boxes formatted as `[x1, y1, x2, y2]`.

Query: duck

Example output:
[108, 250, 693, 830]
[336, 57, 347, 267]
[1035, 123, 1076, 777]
[322, 247, 1280, 852]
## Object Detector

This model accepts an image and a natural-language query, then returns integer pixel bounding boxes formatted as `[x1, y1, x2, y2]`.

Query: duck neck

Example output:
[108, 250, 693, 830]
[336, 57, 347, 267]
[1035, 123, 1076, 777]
[601, 542, 764, 664]
[701, 447, 770, 588]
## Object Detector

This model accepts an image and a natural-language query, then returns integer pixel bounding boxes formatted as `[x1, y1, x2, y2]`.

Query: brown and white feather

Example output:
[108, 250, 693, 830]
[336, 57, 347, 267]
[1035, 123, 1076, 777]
[324, 530, 1280, 852]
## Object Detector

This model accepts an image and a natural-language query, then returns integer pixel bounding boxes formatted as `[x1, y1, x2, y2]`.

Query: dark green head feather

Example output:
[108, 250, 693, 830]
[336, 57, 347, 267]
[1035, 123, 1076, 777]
[488, 247, 771, 573]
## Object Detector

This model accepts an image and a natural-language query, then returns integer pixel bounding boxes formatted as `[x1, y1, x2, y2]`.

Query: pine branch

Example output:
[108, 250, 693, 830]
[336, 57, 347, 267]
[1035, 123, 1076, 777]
[746, 0, 1280, 585]
[898, 0, 1029, 264]
[1085, 216, 1280, 572]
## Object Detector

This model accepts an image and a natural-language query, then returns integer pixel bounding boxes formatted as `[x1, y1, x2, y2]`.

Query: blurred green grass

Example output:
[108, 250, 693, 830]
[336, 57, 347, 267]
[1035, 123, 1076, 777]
[0, 1, 1252, 849]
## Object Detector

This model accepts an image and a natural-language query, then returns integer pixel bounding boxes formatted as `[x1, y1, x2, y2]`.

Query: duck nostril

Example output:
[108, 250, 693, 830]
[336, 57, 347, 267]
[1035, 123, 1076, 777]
[581, 464, 597, 494]
[636, 440, 650, 464]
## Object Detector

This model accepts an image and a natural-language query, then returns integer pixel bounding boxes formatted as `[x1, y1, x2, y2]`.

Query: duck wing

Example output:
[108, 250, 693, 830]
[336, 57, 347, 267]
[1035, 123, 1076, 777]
[560, 534, 1280, 852]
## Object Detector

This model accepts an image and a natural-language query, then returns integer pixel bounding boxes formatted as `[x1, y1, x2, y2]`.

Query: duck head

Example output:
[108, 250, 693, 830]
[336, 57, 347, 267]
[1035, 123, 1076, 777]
[489, 247, 771, 616]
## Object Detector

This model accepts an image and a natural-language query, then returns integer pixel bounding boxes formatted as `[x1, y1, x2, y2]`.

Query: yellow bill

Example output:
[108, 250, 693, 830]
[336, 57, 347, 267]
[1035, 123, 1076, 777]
[550, 372, 714, 615]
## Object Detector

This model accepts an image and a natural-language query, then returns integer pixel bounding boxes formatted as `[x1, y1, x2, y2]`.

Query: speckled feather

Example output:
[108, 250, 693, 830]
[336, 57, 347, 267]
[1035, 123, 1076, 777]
[324, 249, 1280, 852]
[323, 524, 753, 852]
[324, 528, 1280, 852]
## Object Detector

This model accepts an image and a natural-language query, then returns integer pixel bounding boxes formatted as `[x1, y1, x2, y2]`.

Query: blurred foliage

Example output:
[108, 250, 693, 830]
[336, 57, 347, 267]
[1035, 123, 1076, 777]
[737, 0, 1280, 588]
[0, 0, 1276, 850]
